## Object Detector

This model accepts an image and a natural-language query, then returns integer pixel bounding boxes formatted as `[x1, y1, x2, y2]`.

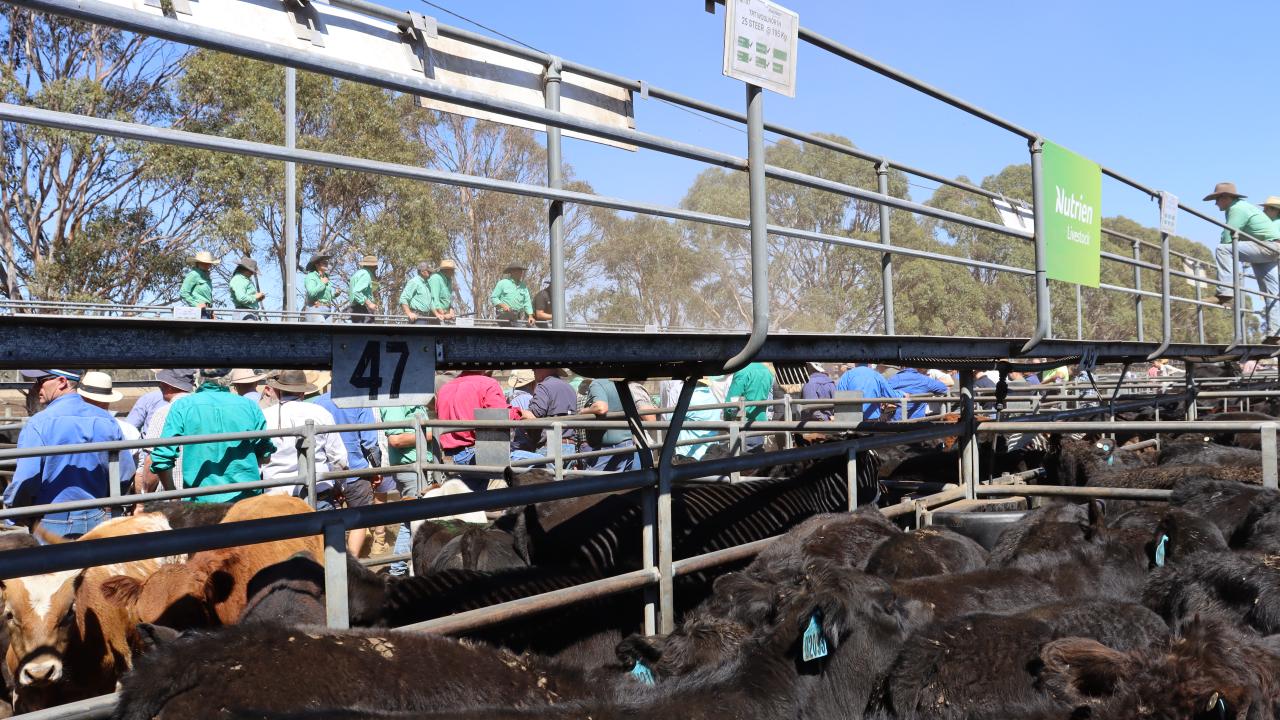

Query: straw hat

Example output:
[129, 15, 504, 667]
[1203, 182, 1246, 201]
[77, 371, 123, 403]
[504, 262, 527, 273]
[305, 255, 330, 271]
[191, 250, 217, 265]
[227, 368, 271, 385]
[304, 370, 332, 393]
[507, 369, 536, 388]
[357, 255, 379, 268]
[267, 369, 319, 395]
[438, 259, 456, 271]
[1261, 196, 1280, 211]
[235, 257, 259, 274]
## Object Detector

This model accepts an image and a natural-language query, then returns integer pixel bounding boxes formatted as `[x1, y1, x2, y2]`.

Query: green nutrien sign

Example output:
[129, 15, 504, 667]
[1041, 141, 1101, 287]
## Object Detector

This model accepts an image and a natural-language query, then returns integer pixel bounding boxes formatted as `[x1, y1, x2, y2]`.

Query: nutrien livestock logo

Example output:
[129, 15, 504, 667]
[1041, 141, 1101, 287]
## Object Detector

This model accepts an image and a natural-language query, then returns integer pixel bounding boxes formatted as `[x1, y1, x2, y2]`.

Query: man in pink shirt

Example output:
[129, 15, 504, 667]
[434, 371, 520, 472]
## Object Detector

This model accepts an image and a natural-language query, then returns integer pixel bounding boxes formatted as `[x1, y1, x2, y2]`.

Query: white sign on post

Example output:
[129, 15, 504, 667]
[990, 198, 1035, 233]
[331, 335, 436, 408]
[1159, 191, 1178, 235]
[722, 0, 799, 97]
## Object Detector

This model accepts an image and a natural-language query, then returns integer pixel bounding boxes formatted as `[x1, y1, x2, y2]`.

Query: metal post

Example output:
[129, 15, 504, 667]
[1147, 230, 1172, 360]
[782, 395, 794, 450]
[1232, 230, 1244, 347]
[1075, 284, 1083, 340]
[323, 521, 349, 629]
[284, 66, 298, 319]
[1263, 422, 1278, 490]
[107, 451, 121, 500]
[550, 421, 564, 482]
[724, 83, 769, 373]
[1133, 241, 1144, 342]
[959, 370, 976, 499]
[414, 412, 429, 489]
[1021, 138, 1051, 352]
[876, 161, 895, 335]
[655, 378, 697, 635]
[1194, 261, 1206, 344]
[615, 379, 658, 635]
[300, 420, 317, 509]
[1185, 363, 1198, 422]
[544, 58, 565, 329]
[845, 448, 858, 511]
[727, 419, 741, 483]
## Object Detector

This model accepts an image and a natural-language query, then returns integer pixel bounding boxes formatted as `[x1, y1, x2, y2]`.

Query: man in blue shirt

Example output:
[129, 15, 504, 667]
[799, 362, 836, 421]
[311, 392, 382, 554]
[887, 368, 950, 420]
[6, 369, 136, 538]
[835, 364, 901, 420]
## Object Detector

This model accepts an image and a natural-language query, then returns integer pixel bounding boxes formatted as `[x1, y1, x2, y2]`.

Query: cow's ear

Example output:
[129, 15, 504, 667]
[1085, 500, 1106, 539]
[1040, 637, 1128, 698]
[616, 634, 663, 666]
[504, 466, 517, 488]
[136, 623, 180, 653]
[205, 570, 235, 604]
[100, 575, 143, 605]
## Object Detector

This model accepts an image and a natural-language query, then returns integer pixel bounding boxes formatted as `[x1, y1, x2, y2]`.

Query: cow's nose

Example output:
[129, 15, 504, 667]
[19, 659, 62, 686]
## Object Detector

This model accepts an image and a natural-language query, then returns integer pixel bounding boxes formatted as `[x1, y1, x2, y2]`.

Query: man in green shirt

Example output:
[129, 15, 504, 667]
[427, 259, 457, 323]
[378, 404, 431, 576]
[584, 378, 640, 471]
[1206, 182, 1280, 341]
[491, 262, 534, 327]
[724, 362, 775, 452]
[303, 255, 336, 322]
[399, 262, 434, 324]
[180, 250, 217, 319]
[349, 255, 379, 324]
[229, 256, 265, 321]
[149, 368, 275, 503]
[1262, 196, 1280, 231]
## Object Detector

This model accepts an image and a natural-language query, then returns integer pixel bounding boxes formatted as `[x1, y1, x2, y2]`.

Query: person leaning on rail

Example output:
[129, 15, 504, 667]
[4, 370, 135, 539]
[303, 254, 337, 322]
[491, 262, 535, 327]
[1263, 196, 1280, 236]
[1205, 182, 1280, 343]
[229, 256, 266, 321]
[399, 261, 436, 325]
[348, 255, 380, 323]
[180, 250, 218, 319]
[427, 259, 458, 324]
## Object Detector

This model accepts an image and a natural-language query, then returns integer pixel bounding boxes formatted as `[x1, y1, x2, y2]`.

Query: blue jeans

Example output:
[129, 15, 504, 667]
[1216, 241, 1280, 335]
[390, 471, 422, 577]
[39, 508, 110, 541]
[510, 444, 577, 471]
[592, 440, 640, 472]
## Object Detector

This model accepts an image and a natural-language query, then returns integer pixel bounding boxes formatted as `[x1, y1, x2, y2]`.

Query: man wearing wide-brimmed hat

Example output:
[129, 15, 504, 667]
[490, 261, 534, 327]
[399, 261, 435, 324]
[427, 259, 457, 323]
[303, 254, 336, 321]
[348, 255, 380, 323]
[260, 370, 348, 505]
[229, 257, 265, 321]
[181, 250, 218, 319]
[1261, 196, 1280, 226]
[1205, 182, 1280, 342]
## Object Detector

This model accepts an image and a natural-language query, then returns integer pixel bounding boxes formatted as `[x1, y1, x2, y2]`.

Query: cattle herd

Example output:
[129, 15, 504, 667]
[2, 416, 1280, 718]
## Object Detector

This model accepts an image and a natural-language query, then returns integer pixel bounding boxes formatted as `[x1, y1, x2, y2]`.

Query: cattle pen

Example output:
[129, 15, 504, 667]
[0, 0, 1278, 718]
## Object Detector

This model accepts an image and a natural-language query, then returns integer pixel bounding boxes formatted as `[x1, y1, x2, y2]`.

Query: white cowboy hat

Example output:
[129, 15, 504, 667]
[77, 371, 123, 403]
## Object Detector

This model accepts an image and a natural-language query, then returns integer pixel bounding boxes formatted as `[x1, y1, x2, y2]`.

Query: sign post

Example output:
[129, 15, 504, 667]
[1041, 141, 1102, 287]
[722, 0, 799, 98]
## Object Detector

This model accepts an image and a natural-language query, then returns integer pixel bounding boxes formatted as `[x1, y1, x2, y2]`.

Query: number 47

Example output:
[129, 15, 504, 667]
[350, 340, 410, 400]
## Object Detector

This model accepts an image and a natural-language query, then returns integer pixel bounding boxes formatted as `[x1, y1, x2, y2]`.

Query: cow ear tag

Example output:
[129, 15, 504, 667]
[630, 660, 655, 686]
[801, 610, 828, 662]
[1154, 534, 1168, 568]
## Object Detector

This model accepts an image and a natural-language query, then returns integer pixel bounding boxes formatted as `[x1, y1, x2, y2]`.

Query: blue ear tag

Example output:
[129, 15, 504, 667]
[630, 660, 655, 686]
[801, 611, 829, 662]
[1154, 534, 1168, 568]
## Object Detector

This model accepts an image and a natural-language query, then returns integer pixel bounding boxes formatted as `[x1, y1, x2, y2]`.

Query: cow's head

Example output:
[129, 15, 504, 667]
[99, 563, 227, 630]
[0, 569, 82, 692]
[615, 613, 753, 682]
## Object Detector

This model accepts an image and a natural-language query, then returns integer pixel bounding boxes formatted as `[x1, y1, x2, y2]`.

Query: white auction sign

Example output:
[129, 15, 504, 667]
[1159, 191, 1178, 236]
[331, 335, 436, 408]
[990, 198, 1035, 233]
[722, 0, 799, 97]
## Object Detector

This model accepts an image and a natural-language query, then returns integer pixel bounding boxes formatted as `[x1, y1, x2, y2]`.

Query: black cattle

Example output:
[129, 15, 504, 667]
[1144, 550, 1280, 635]
[892, 567, 1059, 620]
[238, 554, 389, 628]
[139, 500, 233, 528]
[410, 520, 476, 576]
[1171, 478, 1280, 546]
[864, 526, 988, 580]
[1193, 410, 1279, 450]
[1157, 435, 1267, 468]
[1088, 462, 1263, 491]
[427, 521, 529, 575]
[987, 502, 1095, 566]
[1046, 437, 1151, 486]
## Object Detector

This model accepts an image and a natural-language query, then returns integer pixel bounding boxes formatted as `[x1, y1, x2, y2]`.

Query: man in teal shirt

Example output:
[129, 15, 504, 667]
[181, 250, 217, 319]
[491, 262, 534, 327]
[427, 259, 457, 323]
[1206, 182, 1280, 341]
[724, 362, 775, 452]
[378, 404, 431, 576]
[303, 255, 336, 321]
[349, 255, 379, 323]
[149, 369, 275, 503]
[229, 256, 265, 321]
[399, 262, 434, 324]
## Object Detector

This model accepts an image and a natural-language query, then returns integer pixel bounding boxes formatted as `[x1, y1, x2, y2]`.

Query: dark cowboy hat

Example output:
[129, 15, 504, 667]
[266, 369, 318, 395]
[305, 255, 331, 271]
[1204, 182, 1247, 201]
[235, 257, 259, 274]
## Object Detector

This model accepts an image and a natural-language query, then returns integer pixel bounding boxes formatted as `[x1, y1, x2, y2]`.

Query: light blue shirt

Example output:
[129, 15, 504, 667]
[6, 394, 136, 507]
[312, 393, 380, 486]
[835, 366, 901, 421]
[126, 389, 168, 438]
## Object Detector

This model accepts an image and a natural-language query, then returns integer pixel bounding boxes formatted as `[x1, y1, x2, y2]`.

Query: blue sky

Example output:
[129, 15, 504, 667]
[381, 0, 1277, 248]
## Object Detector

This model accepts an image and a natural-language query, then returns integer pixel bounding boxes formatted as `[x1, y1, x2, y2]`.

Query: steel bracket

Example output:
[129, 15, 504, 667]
[284, 0, 326, 47]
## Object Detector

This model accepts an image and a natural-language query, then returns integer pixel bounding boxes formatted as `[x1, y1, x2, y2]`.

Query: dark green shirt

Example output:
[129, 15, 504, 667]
[229, 273, 259, 309]
[725, 362, 774, 422]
